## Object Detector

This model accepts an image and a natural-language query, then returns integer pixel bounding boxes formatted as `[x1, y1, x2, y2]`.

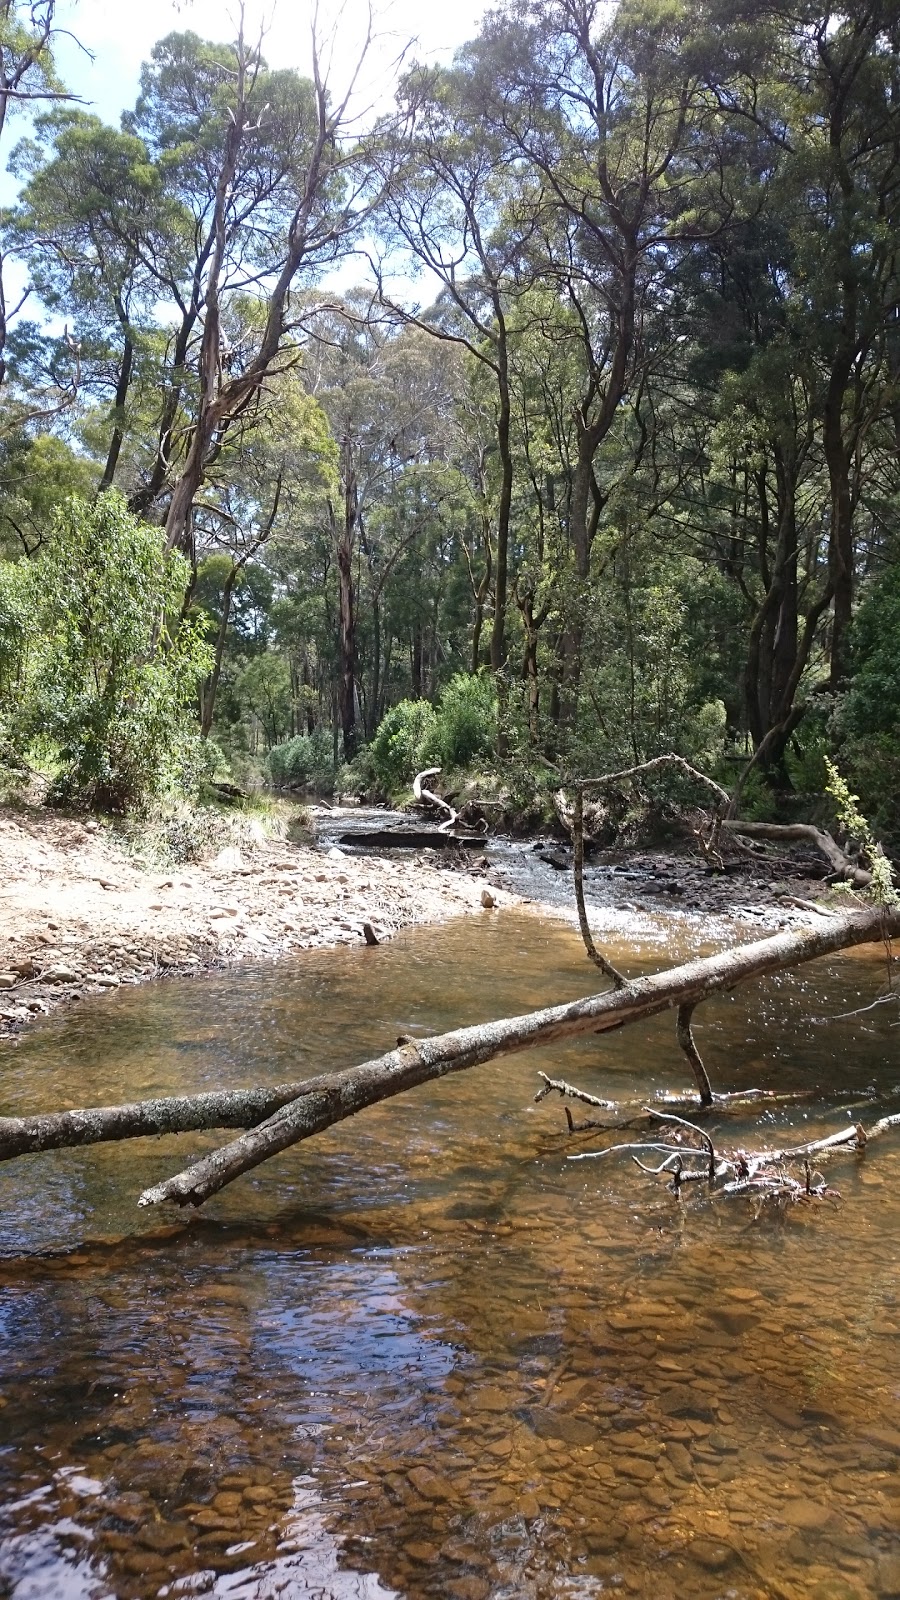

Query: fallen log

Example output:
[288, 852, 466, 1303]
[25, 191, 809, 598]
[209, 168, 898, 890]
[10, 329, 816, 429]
[134, 904, 898, 1209]
[722, 819, 872, 887]
[0, 1078, 337, 1160]
[2, 906, 894, 1210]
[413, 767, 459, 831]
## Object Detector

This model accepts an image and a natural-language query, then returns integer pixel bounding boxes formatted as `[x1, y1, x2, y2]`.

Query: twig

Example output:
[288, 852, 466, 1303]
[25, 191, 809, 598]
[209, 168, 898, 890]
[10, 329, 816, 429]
[534, 1072, 616, 1109]
[645, 1105, 717, 1180]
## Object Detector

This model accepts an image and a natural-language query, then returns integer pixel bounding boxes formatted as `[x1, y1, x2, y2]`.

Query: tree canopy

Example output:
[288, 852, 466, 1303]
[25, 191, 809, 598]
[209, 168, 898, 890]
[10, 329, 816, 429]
[0, 0, 899, 832]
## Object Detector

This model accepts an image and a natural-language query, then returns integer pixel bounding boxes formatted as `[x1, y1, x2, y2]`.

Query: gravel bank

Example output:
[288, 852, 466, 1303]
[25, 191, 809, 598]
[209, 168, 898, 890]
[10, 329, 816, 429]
[0, 805, 514, 1039]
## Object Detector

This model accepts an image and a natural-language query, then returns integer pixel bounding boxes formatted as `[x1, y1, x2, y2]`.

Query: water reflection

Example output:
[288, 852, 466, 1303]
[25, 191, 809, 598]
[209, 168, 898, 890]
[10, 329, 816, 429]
[0, 909, 897, 1598]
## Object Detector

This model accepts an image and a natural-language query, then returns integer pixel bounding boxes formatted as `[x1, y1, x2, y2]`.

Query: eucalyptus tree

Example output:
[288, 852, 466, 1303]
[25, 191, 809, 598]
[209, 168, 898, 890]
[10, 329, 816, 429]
[117, 15, 379, 553]
[191, 368, 337, 738]
[300, 305, 468, 755]
[0, 0, 82, 423]
[11, 111, 183, 492]
[701, 0, 900, 685]
[374, 61, 541, 682]
[454, 0, 735, 720]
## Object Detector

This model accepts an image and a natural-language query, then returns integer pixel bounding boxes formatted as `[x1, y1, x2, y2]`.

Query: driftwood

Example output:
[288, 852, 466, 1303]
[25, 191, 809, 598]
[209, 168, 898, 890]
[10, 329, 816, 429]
[723, 819, 872, 887]
[0, 905, 890, 1208]
[570, 1103, 900, 1207]
[412, 767, 459, 831]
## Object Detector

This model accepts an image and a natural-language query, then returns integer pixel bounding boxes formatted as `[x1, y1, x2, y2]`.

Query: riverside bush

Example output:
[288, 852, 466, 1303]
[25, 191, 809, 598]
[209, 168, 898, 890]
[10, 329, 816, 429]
[369, 698, 438, 792]
[267, 729, 336, 793]
[431, 672, 497, 769]
[3, 493, 212, 811]
[368, 673, 497, 794]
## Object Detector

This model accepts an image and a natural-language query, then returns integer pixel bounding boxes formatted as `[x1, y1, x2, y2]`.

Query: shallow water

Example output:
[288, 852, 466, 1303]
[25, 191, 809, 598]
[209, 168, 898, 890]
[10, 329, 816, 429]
[0, 907, 898, 1600]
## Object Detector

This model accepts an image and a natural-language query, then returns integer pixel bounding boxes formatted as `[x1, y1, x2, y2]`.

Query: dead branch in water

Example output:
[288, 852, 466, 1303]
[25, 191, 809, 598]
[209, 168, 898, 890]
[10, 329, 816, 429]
[568, 1103, 900, 1205]
[722, 820, 872, 887]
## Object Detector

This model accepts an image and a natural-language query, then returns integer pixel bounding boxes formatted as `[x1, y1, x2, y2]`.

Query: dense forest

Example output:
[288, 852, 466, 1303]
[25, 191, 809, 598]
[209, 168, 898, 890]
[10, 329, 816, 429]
[0, 0, 899, 840]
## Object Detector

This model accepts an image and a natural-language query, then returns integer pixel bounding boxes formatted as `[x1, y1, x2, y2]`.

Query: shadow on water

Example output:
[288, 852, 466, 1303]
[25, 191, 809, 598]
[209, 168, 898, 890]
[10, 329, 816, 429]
[0, 908, 898, 1598]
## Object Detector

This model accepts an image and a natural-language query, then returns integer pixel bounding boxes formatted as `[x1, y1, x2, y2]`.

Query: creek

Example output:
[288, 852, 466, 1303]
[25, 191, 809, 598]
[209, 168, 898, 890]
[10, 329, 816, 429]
[0, 902, 898, 1599]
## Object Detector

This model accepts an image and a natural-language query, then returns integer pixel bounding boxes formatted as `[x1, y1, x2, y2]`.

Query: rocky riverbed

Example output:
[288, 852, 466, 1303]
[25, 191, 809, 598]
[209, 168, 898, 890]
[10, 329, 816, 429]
[0, 804, 512, 1039]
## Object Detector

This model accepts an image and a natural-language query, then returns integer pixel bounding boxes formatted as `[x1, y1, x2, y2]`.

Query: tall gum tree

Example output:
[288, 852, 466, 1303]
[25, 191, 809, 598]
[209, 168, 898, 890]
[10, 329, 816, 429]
[458, 0, 734, 718]
[117, 13, 380, 552]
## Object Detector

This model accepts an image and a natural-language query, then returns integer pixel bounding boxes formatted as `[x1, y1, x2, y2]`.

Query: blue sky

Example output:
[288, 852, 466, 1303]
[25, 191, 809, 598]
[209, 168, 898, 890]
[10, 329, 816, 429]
[50, 0, 490, 126]
[4, 0, 491, 319]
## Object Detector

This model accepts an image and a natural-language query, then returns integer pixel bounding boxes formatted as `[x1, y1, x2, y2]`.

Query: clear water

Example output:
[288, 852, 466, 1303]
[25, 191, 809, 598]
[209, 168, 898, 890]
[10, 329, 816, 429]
[0, 908, 898, 1600]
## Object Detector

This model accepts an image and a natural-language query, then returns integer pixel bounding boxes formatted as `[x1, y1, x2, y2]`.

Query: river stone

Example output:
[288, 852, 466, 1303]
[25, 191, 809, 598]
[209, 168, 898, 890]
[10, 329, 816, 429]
[665, 1442, 693, 1476]
[781, 1496, 833, 1530]
[687, 1538, 735, 1571]
[613, 1432, 660, 1457]
[519, 1407, 599, 1446]
[710, 1308, 758, 1336]
[406, 1541, 440, 1564]
[468, 1387, 510, 1413]
[407, 1466, 454, 1501]
[864, 1427, 900, 1455]
[810, 1582, 868, 1600]
[191, 1508, 237, 1530]
[876, 1556, 900, 1596]
[136, 1520, 192, 1553]
[656, 1386, 715, 1420]
[615, 1457, 656, 1483]
[764, 1400, 807, 1429]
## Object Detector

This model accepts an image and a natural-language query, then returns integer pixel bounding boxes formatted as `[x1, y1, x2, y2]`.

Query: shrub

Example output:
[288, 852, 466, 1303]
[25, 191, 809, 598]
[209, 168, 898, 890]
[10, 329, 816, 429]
[28, 493, 212, 811]
[432, 672, 497, 770]
[0, 559, 35, 730]
[268, 728, 336, 793]
[837, 566, 900, 843]
[368, 698, 438, 792]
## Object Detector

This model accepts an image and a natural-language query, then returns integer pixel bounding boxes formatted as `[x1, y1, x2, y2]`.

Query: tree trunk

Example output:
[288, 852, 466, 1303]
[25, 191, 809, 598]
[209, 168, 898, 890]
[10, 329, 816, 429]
[336, 449, 359, 760]
[97, 330, 134, 495]
[200, 564, 239, 738]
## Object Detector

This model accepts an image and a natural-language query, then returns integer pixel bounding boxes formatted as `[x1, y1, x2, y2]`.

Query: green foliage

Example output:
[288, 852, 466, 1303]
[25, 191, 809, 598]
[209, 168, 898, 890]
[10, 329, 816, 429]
[835, 568, 900, 844]
[431, 672, 497, 770]
[268, 729, 336, 793]
[734, 766, 779, 823]
[0, 559, 34, 712]
[367, 674, 498, 794]
[825, 758, 897, 907]
[368, 698, 438, 793]
[16, 493, 212, 811]
[843, 568, 900, 740]
[784, 727, 829, 795]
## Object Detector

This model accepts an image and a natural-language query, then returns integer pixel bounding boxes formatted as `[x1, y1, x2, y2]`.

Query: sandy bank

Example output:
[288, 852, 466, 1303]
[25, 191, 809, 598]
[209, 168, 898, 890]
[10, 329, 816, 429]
[0, 805, 514, 1039]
